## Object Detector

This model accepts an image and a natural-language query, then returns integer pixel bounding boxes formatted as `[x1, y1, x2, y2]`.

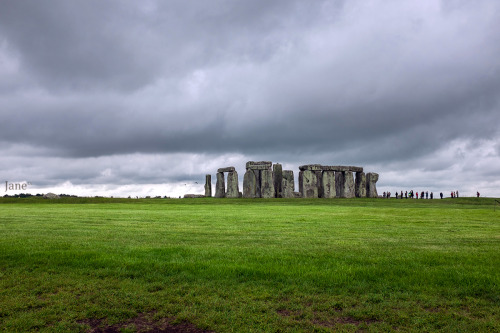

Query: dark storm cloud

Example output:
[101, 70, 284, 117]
[1, 0, 499, 196]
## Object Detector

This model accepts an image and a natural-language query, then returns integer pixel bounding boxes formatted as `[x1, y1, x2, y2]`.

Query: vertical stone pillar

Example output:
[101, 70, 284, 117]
[261, 169, 275, 198]
[226, 171, 239, 198]
[298, 171, 304, 197]
[215, 172, 225, 198]
[366, 172, 379, 198]
[282, 170, 295, 198]
[302, 170, 318, 198]
[315, 171, 324, 198]
[335, 171, 344, 197]
[253, 170, 262, 198]
[355, 172, 366, 198]
[344, 171, 355, 198]
[322, 171, 336, 198]
[273, 163, 283, 198]
[204, 174, 212, 197]
[243, 169, 257, 198]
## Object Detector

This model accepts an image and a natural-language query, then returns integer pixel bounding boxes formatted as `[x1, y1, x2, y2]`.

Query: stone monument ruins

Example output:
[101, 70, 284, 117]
[203, 161, 378, 199]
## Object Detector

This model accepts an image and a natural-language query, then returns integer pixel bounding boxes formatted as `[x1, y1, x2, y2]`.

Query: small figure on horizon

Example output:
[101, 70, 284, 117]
[383, 192, 386, 198]
[396, 192, 398, 199]
[401, 191, 403, 199]
[416, 192, 419, 199]
[425, 191, 428, 199]
[421, 191, 424, 199]
[440, 192, 443, 199]
[451, 191, 454, 198]
[405, 191, 408, 199]
[456, 191, 459, 198]
[430, 192, 433, 199]
[477, 191, 480, 198]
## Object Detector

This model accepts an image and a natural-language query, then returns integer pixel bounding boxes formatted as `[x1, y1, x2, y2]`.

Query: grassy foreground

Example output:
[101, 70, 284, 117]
[0, 197, 499, 332]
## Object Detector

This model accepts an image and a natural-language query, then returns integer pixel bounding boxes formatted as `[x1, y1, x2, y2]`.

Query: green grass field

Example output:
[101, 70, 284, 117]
[0, 197, 499, 332]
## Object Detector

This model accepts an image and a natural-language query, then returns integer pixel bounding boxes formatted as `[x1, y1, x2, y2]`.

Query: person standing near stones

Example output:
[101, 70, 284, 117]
[416, 192, 418, 199]
[425, 191, 428, 199]
[477, 191, 480, 198]
[456, 191, 459, 198]
[440, 192, 443, 199]
[430, 192, 433, 199]
[405, 191, 408, 199]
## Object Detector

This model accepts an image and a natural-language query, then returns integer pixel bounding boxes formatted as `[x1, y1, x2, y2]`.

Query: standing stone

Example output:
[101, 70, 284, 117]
[315, 171, 324, 198]
[343, 171, 355, 198]
[215, 172, 225, 198]
[226, 171, 239, 198]
[298, 171, 304, 197]
[253, 169, 262, 198]
[301, 170, 318, 198]
[273, 163, 283, 198]
[322, 171, 336, 198]
[355, 172, 366, 198]
[261, 169, 275, 198]
[366, 172, 379, 198]
[335, 171, 344, 197]
[282, 170, 295, 198]
[204, 174, 212, 197]
[243, 169, 257, 198]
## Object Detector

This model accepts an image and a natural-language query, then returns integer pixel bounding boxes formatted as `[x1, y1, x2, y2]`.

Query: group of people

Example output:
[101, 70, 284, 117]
[382, 190, 463, 199]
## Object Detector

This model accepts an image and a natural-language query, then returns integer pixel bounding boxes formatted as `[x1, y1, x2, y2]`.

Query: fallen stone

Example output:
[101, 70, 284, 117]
[217, 166, 235, 173]
[43, 192, 60, 199]
[184, 194, 205, 198]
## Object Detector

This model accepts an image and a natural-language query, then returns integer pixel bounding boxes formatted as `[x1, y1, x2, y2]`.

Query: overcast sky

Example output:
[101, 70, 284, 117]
[1, 0, 499, 198]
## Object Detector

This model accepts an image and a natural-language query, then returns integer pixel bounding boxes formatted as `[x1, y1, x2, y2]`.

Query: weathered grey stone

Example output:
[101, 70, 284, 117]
[246, 161, 272, 170]
[315, 170, 324, 198]
[299, 165, 363, 172]
[298, 164, 323, 171]
[298, 171, 304, 197]
[204, 174, 212, 197]
[43, 192, 60, 199]
[217, 166, 235, 173]
[253, 169, 262, 198]
[355, 172, 366, 198]
[184, 194, 205, 198]
[335, 171, 344, 197]
[243, 169, 257, 198]
[301, 170, 318, 198]
[226, 171, 239, 198]
[322, 171, 336, 198]
[343, 171, 355, 198]
[293, 192, 302, 198]
[261, 169, 275, 198]
[282, 170, 295, 198]
[366, 172, 379, 198]
[273, 163, 283, 198]
[215, 172, 225, 198]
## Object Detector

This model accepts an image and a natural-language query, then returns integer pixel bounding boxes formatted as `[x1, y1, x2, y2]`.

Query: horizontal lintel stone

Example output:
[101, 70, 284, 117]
[246, 161, 272, 170]
[298, 164, 363, 172]
[217, 166, 235, 173]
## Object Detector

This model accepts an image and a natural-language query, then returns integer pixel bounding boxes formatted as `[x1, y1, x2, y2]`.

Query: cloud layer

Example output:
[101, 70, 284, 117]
[1, 0, 499, 197]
